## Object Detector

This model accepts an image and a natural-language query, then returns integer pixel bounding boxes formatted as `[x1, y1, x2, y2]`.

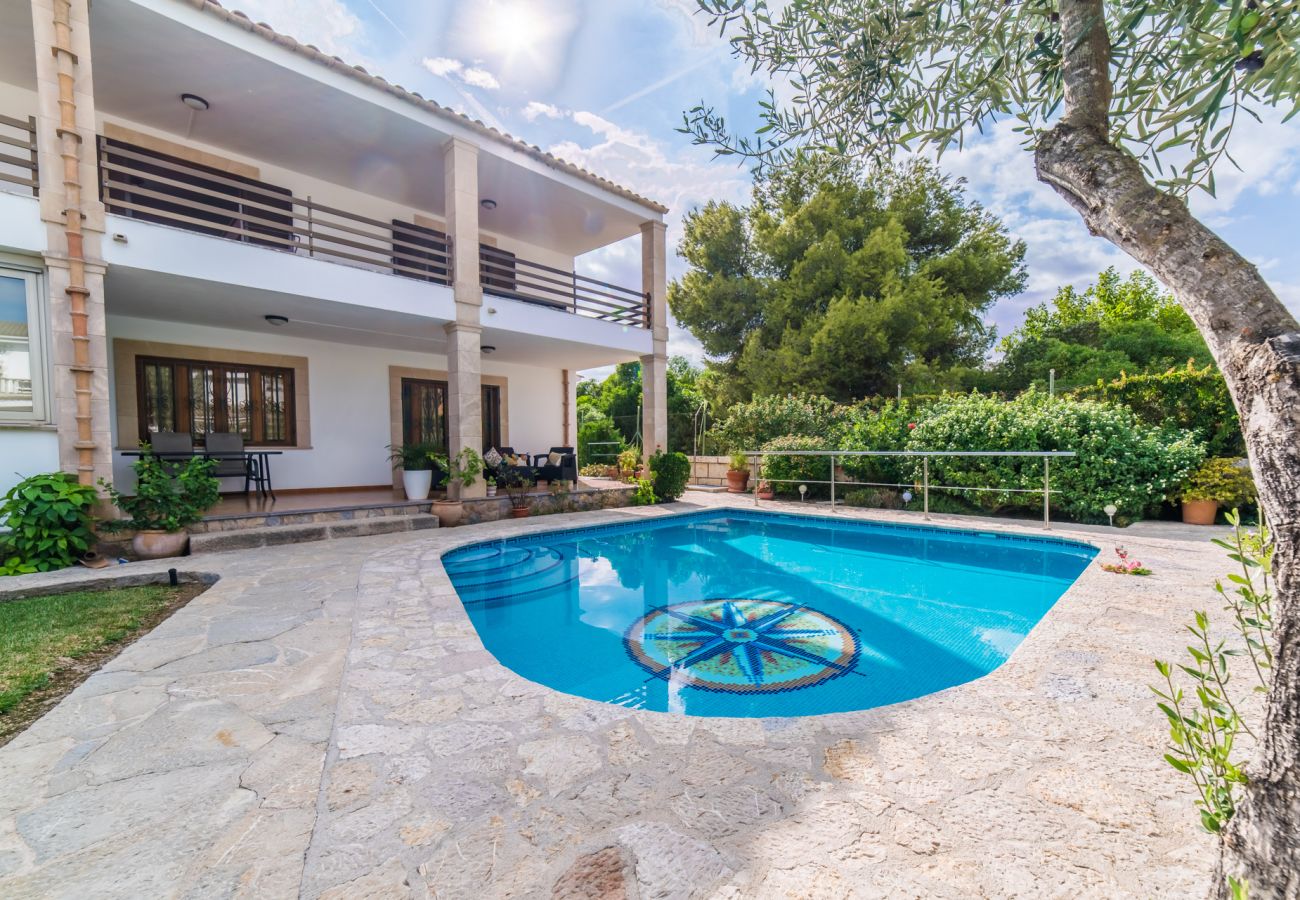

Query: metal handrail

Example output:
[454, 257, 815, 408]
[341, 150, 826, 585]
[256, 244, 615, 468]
[740, 449, 1077, 529]
[480, 244, 649, 327]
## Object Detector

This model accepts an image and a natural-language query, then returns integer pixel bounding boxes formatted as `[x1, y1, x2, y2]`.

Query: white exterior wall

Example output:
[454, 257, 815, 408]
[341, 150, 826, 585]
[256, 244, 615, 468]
[106, 315, 567, 491]
[0, 429, 59, 497]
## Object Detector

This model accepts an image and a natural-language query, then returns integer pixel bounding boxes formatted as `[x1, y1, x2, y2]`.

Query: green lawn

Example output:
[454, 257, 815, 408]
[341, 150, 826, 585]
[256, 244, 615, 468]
[0, 585, 188, 715]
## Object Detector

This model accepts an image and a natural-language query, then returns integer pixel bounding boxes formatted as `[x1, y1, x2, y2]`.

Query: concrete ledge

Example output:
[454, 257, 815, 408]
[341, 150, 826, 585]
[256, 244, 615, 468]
[0, 568, 219, 603]
[190, 514, 439, 554]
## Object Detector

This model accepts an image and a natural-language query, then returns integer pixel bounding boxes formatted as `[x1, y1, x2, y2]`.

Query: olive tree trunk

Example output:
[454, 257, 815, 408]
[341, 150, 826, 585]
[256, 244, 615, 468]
[1035, 2, 1300, 896]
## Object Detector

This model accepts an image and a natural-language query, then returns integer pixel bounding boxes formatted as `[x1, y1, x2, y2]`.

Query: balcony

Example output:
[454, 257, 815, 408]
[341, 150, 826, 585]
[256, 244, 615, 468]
[0, 113, 38, 197]
[96, 136, 650, 328]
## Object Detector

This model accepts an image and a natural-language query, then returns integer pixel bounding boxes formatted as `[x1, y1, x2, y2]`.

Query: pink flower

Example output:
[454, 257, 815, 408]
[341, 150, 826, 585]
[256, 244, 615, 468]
[907, 422, 917, 430]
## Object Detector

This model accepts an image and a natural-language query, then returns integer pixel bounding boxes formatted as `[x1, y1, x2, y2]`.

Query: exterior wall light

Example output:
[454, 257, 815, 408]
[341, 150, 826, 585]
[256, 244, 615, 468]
[180, 93, 210, 111]
[264, 314, 289, 326]
[480, 199, 498, 210]
[481, 345, 496, 354]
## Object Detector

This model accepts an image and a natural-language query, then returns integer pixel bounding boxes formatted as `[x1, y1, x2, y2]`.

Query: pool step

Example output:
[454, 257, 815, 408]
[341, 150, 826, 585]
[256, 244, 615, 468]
[189, 513, 439, 554]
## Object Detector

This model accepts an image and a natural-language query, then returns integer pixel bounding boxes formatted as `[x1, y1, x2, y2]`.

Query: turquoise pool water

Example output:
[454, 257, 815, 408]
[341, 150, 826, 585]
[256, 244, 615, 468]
[443, 510, 1096, 718]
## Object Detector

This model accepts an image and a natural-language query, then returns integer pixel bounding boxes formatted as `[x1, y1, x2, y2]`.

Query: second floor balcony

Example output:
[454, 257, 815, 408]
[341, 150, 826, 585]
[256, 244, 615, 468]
[95, 137, 651, 328]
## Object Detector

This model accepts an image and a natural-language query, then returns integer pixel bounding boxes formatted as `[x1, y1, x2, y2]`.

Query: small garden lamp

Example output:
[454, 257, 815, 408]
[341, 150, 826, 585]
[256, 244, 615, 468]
[798, 484, 808, 501]
[902, 490, 913, 504]
[1104, 503, 1118, 527]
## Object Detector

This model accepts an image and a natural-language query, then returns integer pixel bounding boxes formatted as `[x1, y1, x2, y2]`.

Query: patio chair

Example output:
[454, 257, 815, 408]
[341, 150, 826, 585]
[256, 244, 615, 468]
[148, 431, 194, 475]
[205, 432, 255, 495]
[532, 446, 577, 484]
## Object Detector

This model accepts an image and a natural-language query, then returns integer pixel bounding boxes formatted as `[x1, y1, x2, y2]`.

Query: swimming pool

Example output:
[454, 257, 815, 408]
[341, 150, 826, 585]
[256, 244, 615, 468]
[443, 509, 1096, 718]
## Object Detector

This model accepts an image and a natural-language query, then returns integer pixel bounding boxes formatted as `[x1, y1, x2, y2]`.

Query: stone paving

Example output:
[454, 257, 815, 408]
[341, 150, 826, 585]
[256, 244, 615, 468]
[0, 494, 1227, 898]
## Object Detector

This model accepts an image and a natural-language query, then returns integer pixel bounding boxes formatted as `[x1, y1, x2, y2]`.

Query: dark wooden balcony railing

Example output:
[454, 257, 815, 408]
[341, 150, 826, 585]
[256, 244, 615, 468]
[479, 245, 649, 327]
[93, 135, 650, 328]
[97, 138, 452, 283]
[0, 113, 38, 197]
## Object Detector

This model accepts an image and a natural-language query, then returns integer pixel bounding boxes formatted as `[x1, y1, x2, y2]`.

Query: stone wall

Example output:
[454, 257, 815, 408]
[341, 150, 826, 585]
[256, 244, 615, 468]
[687, 455, 732, 487]
[461, 485, 636, 525]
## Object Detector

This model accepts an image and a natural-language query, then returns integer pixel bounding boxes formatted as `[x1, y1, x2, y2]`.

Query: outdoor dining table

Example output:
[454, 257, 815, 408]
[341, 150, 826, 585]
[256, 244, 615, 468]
[120, 449, 283, 499]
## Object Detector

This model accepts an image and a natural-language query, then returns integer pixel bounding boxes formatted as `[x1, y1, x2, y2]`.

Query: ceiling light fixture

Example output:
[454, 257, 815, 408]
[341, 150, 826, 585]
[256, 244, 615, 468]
[480, 198, 498, 210]
[180, 93, 210, 111]
[264, 314, 289, 327]
[481, 344, 496, 354]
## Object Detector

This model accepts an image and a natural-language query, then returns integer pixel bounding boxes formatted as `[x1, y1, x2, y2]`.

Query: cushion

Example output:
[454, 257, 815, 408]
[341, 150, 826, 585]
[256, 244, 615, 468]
[484, 447, 502, 468]
[548, 451, 563, 466]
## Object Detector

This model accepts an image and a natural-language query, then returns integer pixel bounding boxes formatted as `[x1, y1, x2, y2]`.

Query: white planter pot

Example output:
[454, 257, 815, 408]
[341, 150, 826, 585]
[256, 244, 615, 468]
[402, 469, 433, 500]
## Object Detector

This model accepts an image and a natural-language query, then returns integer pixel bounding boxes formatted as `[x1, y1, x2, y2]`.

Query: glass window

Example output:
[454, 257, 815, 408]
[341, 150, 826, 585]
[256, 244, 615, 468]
[400, 377, 503, 453]
[0, 269, 44, 423]
[137, 356, 294, 446]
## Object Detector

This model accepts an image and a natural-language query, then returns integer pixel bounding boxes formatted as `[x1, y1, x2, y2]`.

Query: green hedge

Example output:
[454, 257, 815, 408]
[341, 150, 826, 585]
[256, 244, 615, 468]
[1073, 363, 1242, 457]
[906, 391, 1204, 521]
[714, 394, 850, 452]
[760, 434, 834, 498]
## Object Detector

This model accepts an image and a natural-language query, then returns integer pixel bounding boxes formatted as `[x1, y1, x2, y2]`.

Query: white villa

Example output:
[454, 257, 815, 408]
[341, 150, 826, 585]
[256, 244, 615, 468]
[0, 0, 669, 501]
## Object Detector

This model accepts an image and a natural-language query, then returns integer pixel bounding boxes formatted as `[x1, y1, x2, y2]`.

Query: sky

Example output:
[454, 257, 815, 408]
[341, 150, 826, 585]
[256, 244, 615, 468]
[230, 0, 1300, 372]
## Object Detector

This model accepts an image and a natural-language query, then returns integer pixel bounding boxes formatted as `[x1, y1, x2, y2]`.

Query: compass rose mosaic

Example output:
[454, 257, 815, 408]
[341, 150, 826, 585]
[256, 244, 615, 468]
[623, 599, 860, 694]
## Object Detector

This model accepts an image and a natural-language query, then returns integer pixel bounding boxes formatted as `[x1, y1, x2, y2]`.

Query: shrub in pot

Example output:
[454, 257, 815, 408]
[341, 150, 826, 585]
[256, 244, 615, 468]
[616, 448, 641, 482]
[387, 441, 444, 500]
[430, 448, 483, 527]
[0, 472, 99, 575]
[1175, 457, 1256, 526]
[726, 451, 750, 492]
[99, 450, 220, 559]
[500, 466, 535, 518]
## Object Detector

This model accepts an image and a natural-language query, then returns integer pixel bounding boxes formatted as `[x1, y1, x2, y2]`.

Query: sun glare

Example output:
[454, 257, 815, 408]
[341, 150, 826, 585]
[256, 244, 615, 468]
[480, 1, 549, 65]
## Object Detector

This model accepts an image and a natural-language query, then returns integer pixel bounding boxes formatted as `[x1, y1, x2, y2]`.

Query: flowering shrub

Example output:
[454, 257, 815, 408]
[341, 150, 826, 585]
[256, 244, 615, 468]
[714, 393, 851, 451]
[905, 390, 1204, 521]
[1101, 546, 1152, 576]
[759, 434, 834, 498]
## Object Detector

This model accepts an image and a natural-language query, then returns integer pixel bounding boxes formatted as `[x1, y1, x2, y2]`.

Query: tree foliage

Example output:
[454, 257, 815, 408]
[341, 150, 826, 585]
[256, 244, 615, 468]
[683, 0, 1300, 196]
[994, 267, 1215, 391]
[576, 357, 707, 456]
[669, 159, 1025, 402]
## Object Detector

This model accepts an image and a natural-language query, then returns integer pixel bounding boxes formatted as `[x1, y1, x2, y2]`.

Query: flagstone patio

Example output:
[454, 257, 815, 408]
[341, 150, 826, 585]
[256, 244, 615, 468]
[0, 495, 1222, 899]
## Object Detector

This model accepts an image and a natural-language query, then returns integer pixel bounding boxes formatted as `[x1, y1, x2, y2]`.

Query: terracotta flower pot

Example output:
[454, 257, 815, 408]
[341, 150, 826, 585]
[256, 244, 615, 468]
[1181, 499, 1220, 526]
[756, 485, 775, 501]
[132, 529, 189, 560]
[510, 506, 531, 518]
[432, 499, 465, 527]
[726, 470, 750, 493]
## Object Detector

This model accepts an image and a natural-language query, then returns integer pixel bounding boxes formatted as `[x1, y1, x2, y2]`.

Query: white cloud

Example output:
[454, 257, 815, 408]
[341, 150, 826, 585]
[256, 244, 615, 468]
[228, 0, 364, 58]
[421, 57, 500, 91]
[423, 56, 462, 77]
[461, 67, 501, 90]
[521, 101, 563, 121]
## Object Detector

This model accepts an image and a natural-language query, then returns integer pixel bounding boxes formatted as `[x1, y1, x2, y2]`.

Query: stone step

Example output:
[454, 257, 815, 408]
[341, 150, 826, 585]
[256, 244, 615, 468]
[190, 513, 438, 554]
[191, 501, 432, 534]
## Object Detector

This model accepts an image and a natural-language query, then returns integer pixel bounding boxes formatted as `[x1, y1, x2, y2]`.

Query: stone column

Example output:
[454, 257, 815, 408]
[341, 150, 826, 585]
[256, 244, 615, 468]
[32, 0, 111, 488]
[443, 137, 485, 497]
[640, 220, 668, 460]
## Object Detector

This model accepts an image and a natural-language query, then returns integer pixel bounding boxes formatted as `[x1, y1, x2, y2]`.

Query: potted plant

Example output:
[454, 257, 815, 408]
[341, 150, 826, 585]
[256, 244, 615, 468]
[100, 449, 220, 559]
[1175, 457, 1255, 526]
[756, 480, 775, 501]
[388, 441, 442, 500]
[617, 448, 641, 482]
[501, 466, 535, 518]
[726, 451, 750, 493]
[430, 448, 483, 527]
[485, 474, 497, 497]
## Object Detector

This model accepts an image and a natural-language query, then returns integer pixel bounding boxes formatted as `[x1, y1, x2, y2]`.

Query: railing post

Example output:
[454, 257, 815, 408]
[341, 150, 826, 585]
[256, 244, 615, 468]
[306, 197, 315, 257]
[1043, 457, 1051, 530]
[752, 453, 759, 506]
[923, 456, 930, 520]
[830, 452, 836, 510]
[27, 116, 39, 197]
